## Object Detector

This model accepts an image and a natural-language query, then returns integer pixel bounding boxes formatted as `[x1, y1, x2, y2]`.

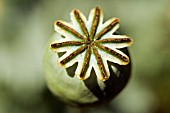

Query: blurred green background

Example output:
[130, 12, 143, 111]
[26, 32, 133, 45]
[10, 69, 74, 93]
[0, 0, 170, 113]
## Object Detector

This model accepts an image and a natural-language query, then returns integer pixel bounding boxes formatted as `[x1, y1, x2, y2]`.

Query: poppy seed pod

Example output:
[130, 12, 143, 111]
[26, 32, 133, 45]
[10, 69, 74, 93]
[43, 7, 133, 107]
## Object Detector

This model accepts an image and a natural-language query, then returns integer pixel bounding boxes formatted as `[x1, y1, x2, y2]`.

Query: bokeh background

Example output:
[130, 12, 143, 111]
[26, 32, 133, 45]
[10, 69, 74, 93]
[0, 0, 170, 113]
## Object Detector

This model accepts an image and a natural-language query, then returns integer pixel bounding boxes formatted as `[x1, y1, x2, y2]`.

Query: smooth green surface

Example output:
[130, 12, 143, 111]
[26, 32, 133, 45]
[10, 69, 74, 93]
[43, 34, 98, 105]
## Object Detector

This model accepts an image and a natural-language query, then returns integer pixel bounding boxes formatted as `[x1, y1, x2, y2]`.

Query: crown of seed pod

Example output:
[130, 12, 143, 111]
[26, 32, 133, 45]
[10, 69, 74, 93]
[43, 7, 133, 107]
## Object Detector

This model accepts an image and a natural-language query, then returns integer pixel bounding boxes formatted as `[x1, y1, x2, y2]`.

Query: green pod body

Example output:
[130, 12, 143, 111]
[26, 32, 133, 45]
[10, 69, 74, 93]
[43, 33, 131, 107]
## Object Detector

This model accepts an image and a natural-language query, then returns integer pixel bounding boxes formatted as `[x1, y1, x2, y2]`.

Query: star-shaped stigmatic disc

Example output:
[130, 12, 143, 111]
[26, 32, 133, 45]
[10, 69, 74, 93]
[50, 7, 133, 81]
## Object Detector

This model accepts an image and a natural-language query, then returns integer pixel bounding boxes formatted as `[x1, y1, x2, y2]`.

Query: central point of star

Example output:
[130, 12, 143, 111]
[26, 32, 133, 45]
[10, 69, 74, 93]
[86, 37, 97, 45]
[86, 40, 95, 46]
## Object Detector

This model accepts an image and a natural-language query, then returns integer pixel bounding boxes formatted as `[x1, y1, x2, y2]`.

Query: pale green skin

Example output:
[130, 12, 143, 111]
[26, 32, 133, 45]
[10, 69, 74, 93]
[43, 33, 131, 107]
